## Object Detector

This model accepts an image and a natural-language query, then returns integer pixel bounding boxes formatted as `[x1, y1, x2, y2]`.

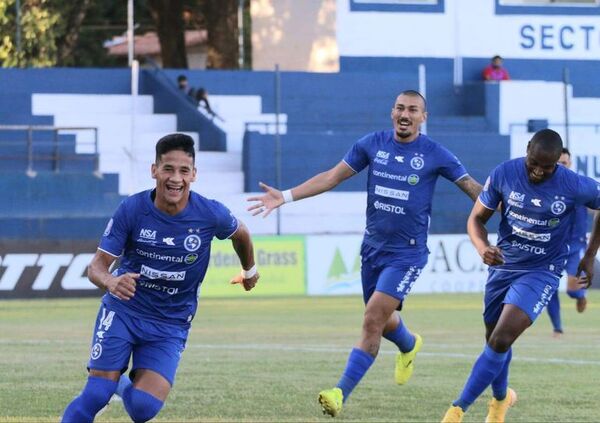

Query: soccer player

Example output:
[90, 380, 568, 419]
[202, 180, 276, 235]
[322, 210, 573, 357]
[61, 133, 259, 423]
[546, 148, 589, 337]
[441, 129, 600, 423]
[247, 90, 482, 417]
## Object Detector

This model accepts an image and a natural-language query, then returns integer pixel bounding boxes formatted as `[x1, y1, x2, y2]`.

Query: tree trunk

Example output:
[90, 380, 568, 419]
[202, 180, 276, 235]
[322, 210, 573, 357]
[56, 0, 93, 66]
[202, 0, 239, 69]
[147, 0, 188, 68]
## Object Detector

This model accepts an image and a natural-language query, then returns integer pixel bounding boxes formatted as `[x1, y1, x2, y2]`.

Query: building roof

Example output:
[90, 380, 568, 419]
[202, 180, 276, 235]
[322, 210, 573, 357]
[105, 30, 207, 56]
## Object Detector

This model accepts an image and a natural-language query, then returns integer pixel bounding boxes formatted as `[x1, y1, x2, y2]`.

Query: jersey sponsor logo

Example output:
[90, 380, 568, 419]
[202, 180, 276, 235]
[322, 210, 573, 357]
[185, 253, 198, 264]
[410, 154, 425, 170]
[375, 150, 390, 165]
[136, 248, 183, 263]
[139, 228, 157, 240]
[374, 185, 410, 201]
[138, 280, 180, 295]
[507, 199, 524, 208]
[372, 170, 408, 181]
[548, 218, 560, 227]
[530, 198, 542, 207]
[511, 240, 547, 255]
[508, 210, 550, 226]
[511, 225, 551, 242]
[394, 155, 404, 163]
[509, 191, 525, 202]
[103, 219, 113, 237]
[163, 237, 175, 246]
[373, 200, 406, 214]
[140, 264, 186, 281]
[407, 174, 419, 185]
[551, 200, 566, 215]
[184, 234, 202, 252]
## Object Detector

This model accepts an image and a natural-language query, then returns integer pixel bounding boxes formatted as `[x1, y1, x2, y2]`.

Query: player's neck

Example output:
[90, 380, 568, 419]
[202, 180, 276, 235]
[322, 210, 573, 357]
[394, 132, 420, 144]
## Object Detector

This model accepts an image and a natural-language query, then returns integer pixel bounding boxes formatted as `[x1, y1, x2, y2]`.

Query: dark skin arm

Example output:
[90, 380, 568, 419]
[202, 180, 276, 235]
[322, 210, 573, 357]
[467, 200, 505, 266]
[229, 220, 259, 291]
[455, 175, 483, 201]
[577, 210, 600, 288]
[88, 250, 138, 300]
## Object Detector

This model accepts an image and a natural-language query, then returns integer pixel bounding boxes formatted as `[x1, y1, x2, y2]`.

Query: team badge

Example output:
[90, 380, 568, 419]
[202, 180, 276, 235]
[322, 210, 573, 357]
[91, 343, 103, 360]
[550, 200, 566, 215]
[184, 234, 201, 252]
[410, 155, 424, 170]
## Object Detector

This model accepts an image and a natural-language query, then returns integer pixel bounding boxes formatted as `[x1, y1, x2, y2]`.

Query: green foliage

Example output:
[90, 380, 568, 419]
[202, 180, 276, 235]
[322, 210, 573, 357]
[1, 293, 600, 421]
[0, 0, 60, 67]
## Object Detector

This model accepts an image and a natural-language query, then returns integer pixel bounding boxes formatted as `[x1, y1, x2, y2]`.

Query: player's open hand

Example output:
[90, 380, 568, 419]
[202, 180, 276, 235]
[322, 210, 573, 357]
[576, 255, 594, 289]
[105, 272, 139, 300]
[230, 272, 259, 291]
[247, 182, 283, 217]
[480, 246, 504, 266]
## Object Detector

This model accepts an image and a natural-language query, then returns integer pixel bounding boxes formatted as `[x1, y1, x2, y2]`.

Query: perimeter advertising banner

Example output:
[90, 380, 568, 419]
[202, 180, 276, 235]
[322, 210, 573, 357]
[0, 236, 306, 299]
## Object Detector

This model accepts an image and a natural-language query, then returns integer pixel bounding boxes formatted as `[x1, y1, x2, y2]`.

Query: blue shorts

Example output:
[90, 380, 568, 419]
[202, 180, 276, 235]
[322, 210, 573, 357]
[360, 244, 426, 305]
[87, 301, 188, 386]
[483, 269, 560, 324]
[565, 245, 585, 276]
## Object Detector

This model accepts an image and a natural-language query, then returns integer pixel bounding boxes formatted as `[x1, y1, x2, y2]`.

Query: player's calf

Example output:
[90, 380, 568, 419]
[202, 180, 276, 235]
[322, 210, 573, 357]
[61, 376, 118, 423]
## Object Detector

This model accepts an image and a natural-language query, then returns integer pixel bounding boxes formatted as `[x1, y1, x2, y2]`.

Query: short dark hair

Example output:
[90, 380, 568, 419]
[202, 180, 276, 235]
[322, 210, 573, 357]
[177, 75, 187, 83]
[398, 89, 427, 112]
[155, 133, 195, 163]
[561, 147, 571, 156]
[492, 55, 502, 61]
[530, 129, 563, 157]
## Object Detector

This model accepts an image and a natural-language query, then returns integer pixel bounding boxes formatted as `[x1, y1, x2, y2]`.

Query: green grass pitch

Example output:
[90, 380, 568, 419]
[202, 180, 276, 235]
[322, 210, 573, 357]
[1, 292, 599, 422]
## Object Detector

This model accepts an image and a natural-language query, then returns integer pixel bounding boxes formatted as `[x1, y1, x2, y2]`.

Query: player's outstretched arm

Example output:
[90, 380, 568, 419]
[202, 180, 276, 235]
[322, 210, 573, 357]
[229, 220, 259, 291]
[247, 161, 356, 217]
[578, 210, 600, 288]
[467, 200, 504, 266]
[88, 250, 138, 300]
[455, 175, 483, 201]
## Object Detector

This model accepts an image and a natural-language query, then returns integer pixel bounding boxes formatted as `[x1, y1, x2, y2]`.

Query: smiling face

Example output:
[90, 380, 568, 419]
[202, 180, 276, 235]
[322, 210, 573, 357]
[525, 143, 559, 184]
[390, 93, 427, 143]
[151, 149, 196, 215]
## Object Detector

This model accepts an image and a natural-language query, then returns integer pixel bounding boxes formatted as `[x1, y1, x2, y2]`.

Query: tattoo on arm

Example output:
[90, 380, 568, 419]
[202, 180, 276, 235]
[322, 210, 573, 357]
[456, 175, 482, 202]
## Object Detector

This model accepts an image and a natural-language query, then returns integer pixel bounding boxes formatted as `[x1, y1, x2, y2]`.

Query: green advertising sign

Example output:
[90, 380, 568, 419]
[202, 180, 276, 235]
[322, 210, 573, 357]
[200, 235, 306, 297]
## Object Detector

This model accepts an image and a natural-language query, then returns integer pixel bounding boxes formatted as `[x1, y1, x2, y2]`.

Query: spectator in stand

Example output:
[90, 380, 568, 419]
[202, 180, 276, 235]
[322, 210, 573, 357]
[195, 88, 216, 118]
[482, 55, 510, 81]
[177, 75, 196, 98]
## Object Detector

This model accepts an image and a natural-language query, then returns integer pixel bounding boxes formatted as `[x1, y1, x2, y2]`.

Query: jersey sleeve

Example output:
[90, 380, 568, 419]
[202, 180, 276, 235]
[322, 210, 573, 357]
[342, 133, 372, 174]
[576, 175, 600, 209]
[99, 199, 131, 257]
[478, 165, 503, 210]
[209, 200, 240, 240]
[436, 144, 468, 182]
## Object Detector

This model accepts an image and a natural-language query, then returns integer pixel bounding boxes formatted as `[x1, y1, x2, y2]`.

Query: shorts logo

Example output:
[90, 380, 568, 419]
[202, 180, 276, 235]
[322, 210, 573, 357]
[184, 234, 201, 252]
[185, 253, 199, 264]
[551, 200, 566, 215]
[90, 342, 103, 360]
[408, 174, 419, 185]
[410, 155, 425, 170]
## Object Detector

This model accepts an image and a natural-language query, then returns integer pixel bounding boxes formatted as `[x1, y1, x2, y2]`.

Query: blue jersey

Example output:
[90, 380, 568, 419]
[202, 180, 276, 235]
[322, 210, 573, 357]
[569, 205, 588, 249]
[479, 157, 600, 273]
[343, 131, 468, 258]
[99, 189, 238, 327]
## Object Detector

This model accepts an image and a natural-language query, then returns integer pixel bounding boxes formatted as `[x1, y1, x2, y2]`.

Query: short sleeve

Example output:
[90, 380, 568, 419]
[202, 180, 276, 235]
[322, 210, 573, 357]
[577, 175, 600, 209]
[342, 133, 372, 174]
[436, 144, 468, 182]
[99, 200, 130, 257]
[478, 165, 503, 210]
[209, 200, 239, 240]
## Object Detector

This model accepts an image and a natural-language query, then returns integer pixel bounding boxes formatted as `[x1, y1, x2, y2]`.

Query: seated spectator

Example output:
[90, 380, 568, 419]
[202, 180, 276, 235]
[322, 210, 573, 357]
[482, 55, 510, 81]
[177, 74, 196, 98]
[195, 88, 218, 119]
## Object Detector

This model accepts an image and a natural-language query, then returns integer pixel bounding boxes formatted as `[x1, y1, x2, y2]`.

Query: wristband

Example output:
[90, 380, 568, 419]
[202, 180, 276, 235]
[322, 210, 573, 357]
[241, 264, 257, 279]
[282, 189, 294, 203]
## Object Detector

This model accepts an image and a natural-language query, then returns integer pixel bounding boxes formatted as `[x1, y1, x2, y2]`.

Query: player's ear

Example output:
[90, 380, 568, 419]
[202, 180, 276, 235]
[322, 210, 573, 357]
[422, 111, 428, 121]
[151, 163, 158, 179]
[191, 166, 197, 182]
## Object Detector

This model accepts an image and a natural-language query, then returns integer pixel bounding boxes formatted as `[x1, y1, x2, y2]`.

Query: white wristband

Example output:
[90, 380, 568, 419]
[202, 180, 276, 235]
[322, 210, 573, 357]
[241, 264, 257, 279]
[282, 189, 294, 203]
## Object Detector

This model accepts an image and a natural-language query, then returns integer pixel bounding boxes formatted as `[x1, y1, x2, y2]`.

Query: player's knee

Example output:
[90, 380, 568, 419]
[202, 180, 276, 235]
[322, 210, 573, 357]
[487, 335, 512, 353]
[123, 386, 164, 423]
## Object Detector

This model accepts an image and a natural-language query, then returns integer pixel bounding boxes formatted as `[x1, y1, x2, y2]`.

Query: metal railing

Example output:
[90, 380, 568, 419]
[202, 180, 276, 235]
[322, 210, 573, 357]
[0, 125, 99, 176]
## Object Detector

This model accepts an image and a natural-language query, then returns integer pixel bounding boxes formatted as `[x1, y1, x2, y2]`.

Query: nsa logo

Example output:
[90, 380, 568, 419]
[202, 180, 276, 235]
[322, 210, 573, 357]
[139, 228, 156, 240]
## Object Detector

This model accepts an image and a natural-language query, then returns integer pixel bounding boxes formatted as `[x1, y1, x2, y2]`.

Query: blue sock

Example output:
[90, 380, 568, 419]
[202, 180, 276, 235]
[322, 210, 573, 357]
[453, 345, 508, 411]
[567, 289, 586, 299]
[491, 348, 512, 400]
[335, 348, 375, 401]
[116, 373, 132, 397]
[61, 376, 117, 423]
[546, 293, 562, 332]
[383, 322, 416, 352]
[123, 385, 164, 423]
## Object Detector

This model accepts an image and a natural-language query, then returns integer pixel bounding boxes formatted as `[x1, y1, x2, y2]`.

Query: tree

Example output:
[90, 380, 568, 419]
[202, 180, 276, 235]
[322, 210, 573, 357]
[200, 0, 239, 69]
[147, 0, 188, 68]
[55, 0, 93, 66]
[0, 0, 60, 67]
